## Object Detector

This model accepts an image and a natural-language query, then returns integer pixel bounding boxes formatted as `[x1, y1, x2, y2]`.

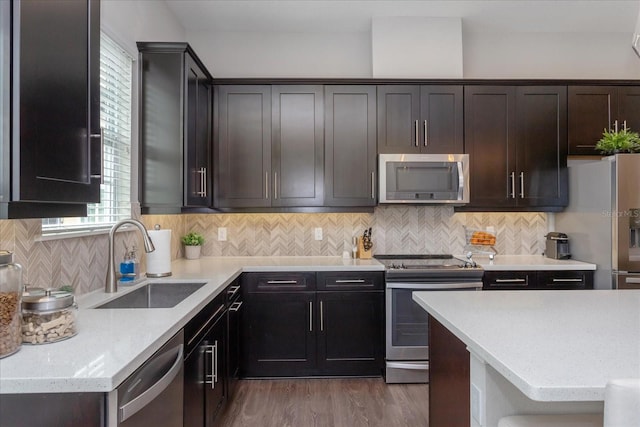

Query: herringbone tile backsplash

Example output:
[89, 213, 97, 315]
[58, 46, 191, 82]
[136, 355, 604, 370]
[0, 207, 546, 295]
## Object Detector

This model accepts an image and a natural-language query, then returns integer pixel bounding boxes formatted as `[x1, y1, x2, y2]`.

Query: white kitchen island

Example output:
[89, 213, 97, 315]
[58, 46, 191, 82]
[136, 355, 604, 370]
[413, 289, 640, 427]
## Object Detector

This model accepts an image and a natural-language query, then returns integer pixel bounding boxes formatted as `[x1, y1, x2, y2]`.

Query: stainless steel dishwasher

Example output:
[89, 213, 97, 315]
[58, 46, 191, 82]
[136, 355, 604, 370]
[112, 330, 184, 427]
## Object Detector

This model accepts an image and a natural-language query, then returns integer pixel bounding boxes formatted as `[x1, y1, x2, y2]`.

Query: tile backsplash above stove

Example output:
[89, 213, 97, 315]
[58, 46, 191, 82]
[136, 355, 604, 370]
[0, 206, 545, 295]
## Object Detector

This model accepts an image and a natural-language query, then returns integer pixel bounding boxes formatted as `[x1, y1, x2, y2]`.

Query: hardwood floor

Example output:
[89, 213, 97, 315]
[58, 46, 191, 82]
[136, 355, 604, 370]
[218, 378, 429, 427]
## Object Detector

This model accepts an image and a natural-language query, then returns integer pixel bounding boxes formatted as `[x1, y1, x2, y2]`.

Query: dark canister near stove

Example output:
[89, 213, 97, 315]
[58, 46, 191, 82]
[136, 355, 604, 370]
[545, 232, 571, 259]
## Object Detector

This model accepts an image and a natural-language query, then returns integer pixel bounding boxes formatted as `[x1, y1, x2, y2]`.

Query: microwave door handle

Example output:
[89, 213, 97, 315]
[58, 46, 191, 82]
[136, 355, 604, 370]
[457, 161, 464, 200]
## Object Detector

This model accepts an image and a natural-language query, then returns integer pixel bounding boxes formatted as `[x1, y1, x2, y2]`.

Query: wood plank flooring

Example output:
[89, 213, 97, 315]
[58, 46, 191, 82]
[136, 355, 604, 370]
[218, 378, 429, 427]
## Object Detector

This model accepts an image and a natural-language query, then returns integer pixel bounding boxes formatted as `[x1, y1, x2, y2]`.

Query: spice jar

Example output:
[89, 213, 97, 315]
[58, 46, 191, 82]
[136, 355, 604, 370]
[0, 251, 23, 358]
[22, 289, 77, 344]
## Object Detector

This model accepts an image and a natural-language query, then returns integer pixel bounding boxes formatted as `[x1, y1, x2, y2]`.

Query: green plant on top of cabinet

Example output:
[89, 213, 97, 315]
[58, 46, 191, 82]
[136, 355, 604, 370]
[214, 85, 324, 209]
[1, 0, 100, 218]
[568, 86, 640, 155]
[324, 85, 377, 207]
[463, 85, 568, 211]
[377, 85, 463, 154]
[138, 42, 212, 214]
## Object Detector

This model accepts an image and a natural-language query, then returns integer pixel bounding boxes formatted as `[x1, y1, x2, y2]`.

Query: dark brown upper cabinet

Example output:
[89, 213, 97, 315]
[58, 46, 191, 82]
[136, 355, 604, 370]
[1, 0, 100, 218]
[324, 85, 377, 207]
[464, 86, 567, 211]
[377, 85, 463, 154]
[568, 86, 640, 155]
[138, 42, 212, 214]
[214, 85, 323, 209]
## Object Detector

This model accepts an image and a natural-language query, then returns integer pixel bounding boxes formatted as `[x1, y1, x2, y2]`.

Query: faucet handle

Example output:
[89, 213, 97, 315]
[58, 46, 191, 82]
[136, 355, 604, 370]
[154, 224, 161, 230]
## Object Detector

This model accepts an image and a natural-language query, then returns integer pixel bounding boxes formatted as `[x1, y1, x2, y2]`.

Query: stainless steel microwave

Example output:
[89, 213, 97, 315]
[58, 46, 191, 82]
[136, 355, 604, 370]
[379, 154, 469, 204]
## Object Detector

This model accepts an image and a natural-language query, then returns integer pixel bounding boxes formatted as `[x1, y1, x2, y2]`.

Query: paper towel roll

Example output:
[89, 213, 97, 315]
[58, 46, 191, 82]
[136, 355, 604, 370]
[146, 229, 172, 277]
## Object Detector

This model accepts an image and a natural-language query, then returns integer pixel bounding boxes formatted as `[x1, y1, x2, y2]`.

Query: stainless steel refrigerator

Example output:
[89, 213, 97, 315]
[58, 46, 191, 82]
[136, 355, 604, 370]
[555, 154, 640, 289]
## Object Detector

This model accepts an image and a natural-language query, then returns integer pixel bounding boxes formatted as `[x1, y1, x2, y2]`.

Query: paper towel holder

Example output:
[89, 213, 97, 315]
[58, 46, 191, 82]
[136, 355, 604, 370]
[146, 224, 172, 278]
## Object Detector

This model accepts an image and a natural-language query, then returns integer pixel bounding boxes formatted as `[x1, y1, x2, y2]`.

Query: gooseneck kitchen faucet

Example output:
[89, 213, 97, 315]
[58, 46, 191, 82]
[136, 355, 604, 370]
[105, 219, 155, 293]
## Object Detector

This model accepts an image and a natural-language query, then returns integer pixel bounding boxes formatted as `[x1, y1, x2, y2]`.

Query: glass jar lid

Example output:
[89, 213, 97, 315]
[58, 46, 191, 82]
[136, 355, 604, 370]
[22, 289, 74, 311]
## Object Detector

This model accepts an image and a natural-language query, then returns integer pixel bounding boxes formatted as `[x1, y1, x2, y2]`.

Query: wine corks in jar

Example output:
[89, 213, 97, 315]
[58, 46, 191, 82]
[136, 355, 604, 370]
[22, 289, 77, 345]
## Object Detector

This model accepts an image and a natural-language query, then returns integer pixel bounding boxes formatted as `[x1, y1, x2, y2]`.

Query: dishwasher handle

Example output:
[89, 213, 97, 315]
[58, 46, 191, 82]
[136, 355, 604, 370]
[119, 343, 184, 422]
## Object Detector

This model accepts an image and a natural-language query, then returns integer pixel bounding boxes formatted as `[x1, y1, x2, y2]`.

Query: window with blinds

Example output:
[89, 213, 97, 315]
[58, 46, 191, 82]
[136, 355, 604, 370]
[43, 32, 133, 233]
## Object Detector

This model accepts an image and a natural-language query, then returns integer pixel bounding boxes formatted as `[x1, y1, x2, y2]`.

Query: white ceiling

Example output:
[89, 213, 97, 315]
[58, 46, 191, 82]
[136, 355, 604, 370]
[164, 0, 640, 34]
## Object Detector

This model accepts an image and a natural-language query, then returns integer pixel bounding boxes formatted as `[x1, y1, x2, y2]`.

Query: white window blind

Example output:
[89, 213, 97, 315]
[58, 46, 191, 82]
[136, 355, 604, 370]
[43, 32, 133, 233]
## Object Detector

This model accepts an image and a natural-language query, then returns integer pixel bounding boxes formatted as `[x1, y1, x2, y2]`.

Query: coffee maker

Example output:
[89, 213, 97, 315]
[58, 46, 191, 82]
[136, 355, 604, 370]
[545, 232, 571, 259]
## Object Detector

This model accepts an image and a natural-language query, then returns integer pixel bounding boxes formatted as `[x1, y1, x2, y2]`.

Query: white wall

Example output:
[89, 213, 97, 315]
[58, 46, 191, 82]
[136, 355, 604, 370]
[188, 31, 371, 78]
[101, 0, 186, 56]
[186, 27, 640, 79]
[463, 32, 640, 79]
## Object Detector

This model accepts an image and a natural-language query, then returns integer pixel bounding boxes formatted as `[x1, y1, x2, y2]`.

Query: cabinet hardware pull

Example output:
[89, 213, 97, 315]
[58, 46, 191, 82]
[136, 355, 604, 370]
[424, 120, 428, 146]
[495, 278, 526, 283]
[213, 341, 218, 387]
[229, 301, 243, 312]
[576, 145, 596, 148]
[196, 168, 206, 197]
[623, 120, 628, 132]
[265, 172, 269, 199]
[510, 172, 516, 199]
[614, 120, 619, 133]
[625, 277, 640, 284]
[203, 167, 207, 197]
[335, 279, 365, 283]
[227, 285, 240, 297]
[309, 301, 313, 332]
[320, 300, 324, 332]
[266, 280, 298, 285]
[274, 172, 278, 199]
[519, 172, 525, 199]
[414, 120, 419, 147]
[551, 278, 583, 282]
[90, 128, 104, 184]
[371, 172, 375, 199]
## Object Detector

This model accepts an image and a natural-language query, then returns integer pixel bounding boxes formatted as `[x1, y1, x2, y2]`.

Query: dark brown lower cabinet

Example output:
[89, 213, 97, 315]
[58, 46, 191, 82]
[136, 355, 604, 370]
[429, 315, 470, 427]
[0, 393, 105, 426]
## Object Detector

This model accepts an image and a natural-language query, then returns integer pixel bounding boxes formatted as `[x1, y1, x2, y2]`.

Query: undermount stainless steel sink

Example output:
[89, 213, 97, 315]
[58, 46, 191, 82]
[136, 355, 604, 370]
[96, 282, 206, 309]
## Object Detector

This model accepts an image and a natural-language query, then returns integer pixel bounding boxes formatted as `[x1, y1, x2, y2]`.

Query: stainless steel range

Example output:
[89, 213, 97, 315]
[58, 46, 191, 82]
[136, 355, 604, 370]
[375, 254, 484, 384]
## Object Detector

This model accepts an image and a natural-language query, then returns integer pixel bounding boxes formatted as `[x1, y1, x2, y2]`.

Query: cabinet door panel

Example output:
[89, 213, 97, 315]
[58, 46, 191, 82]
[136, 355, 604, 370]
[317, 291, 384, 376]
[568, 86, 616, 155]
[618, 87, 640, 135]
[17, 0, 100, 203]
[272, 85, 323, 206]
[516, 86, 567, 207]
[421, 85, 464, 154]
[242, 292, 316, 377]
[324, 85, 377, 206]
[377, 85, 420, 154]
[216, 85, 271, 208]
[205, 315, 226, 426]
[464, 86, 516, 208]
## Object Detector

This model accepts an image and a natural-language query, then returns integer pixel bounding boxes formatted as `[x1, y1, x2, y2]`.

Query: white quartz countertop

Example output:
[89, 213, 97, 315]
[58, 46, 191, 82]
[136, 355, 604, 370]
[473, 254, 596, 271]
[413, 290, 640, 402]
[0, 256, 383, 394]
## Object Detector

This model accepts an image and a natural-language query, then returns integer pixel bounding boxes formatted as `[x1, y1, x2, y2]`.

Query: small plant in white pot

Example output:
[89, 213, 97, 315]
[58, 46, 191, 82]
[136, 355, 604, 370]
[181, 231, 204, 260]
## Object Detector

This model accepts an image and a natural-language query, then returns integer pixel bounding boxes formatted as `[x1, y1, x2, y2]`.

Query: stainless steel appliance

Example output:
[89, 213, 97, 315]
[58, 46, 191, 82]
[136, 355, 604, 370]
[375, 254, 483, 383]
[555, 154, 640, 289]
[112, 330, 184, 427]
[378, 154, 469, 204]
[545, 232, 571, 259]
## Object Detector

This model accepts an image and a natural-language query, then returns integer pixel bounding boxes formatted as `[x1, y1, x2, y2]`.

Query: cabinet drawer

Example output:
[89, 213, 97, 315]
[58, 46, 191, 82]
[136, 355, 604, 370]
[184, 290, 226, 355]
[242, 272, 316, 292]
[536, 271, 594, 289]
[316, 271, 384, 291]
[483, 271, 533, 290]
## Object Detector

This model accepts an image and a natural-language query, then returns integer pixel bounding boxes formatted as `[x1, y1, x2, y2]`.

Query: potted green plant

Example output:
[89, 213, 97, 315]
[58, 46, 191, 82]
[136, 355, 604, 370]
[181, 231, 205, 260]
[595, 127, 640, 155]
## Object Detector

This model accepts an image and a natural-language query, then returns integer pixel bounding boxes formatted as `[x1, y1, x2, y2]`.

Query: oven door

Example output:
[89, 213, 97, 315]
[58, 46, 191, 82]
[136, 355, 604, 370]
[385, 281, 482, 361]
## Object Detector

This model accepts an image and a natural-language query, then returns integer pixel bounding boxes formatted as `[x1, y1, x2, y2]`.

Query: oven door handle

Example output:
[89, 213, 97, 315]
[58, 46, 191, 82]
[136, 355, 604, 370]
[386, 361, 429, 371]
[387, 282, 483, 290]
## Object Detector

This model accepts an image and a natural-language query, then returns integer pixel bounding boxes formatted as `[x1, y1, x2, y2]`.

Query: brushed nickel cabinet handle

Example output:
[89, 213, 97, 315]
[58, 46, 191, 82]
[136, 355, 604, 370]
[320, 300, 324, 332]
[551, 278, 583, 282]
[495, 278, 526, 283]
[414, 120, 419, 147]
[335, 279, 365, 283]
[623, 120, 628, 131]
[90, 128, 103, 183]
[424, 120, 428, 147]
[309, 301, 313, 332]
[519, 172, 525, 199]
[265, 172, 269, 199]
[274, 172, 278, 199]
[614, 120, 619, 133]
[371, 172, 375, 199]
[266, 280, 298, 285]
[510, 172, 516, 199]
